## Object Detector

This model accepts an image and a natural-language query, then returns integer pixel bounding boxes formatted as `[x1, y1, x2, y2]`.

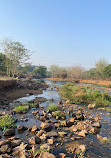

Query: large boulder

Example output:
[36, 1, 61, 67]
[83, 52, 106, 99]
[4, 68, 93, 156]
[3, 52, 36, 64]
[40, 122, 52, 132]
[4, 128, 15, 136]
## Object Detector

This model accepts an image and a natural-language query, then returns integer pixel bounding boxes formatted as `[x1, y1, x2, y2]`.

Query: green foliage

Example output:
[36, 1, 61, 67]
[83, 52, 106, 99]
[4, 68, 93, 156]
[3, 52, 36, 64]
[103, 64, 111, 78]
[0, 115, 16, 129]
[33, 66, 47, 78]
[14, 105, 29, 113]
[53, 111, 66, 118]
[0, 53, 7, 72]
[47, 104, 58, 112]
[59, 84, 111, 107]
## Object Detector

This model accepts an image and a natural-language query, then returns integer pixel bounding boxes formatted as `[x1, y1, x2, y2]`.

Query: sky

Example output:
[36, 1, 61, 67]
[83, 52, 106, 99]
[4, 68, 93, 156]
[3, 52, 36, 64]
[0, 0, 111, 69]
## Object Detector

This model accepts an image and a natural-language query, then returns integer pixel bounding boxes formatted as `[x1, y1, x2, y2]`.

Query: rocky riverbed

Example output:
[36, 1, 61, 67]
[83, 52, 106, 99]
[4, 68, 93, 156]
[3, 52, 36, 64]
[0, 80, 111, 158]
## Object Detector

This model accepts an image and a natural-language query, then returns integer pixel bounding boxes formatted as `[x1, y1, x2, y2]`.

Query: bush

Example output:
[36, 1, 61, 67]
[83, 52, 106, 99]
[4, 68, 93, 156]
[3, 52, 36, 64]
[59, 84, 111, 107]
[0, 115, 16, 129]
[53, 111, 66, 118]
[14, 105, 29, 113]
[47, 104, 58, 112]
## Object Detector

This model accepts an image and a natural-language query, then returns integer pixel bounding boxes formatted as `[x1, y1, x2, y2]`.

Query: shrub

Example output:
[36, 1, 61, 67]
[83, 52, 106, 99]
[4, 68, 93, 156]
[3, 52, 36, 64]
[47, 104, 58, 112]
[59, 84, 111, 107]
[53, 111, 66, 118]
[0, 115, 16, 129]
[14, 105, 29, 113]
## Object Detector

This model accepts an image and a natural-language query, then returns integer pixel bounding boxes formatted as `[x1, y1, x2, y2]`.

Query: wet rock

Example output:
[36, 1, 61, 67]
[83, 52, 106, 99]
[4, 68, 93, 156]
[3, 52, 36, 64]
[42, 111, 47, 116]
[40, 122, 52, 132]
[88, 104, 96, 109]
[90, 127, 100, 135]
[97, 134, 108, 143]
[65, 100, 70, 104]
[59, 153, 66, 158]
[78, 130, 87, 138]
[31, 125, 39, 133]
[47, 138, 54, 145]
[0, 140, 10, 146]
[69, 125, 78, 132]
[57, 101, 63, 105]
[36, 130, 45, 137]
[40, 144, 50, 151]
[29, 136, 41, 145]
[0, 154, 11, 158]
[32, 110, 39, 115]
[46, 131, 58, 138]
[92, 122, 101, 128]
[76, 114, 84, 121]
[69, 117, 75, 123]
[0, 144, 12, 154]
[49, 98, 54, 101]
[75, 144, 86, 155]
[58, 132, 67, 137]
[13, 142, 29, 157]
[17, 125, 28, 132]
[10, 139, 22, 148]
[4, 128, 15, 136]
[39, 152, 55, 158]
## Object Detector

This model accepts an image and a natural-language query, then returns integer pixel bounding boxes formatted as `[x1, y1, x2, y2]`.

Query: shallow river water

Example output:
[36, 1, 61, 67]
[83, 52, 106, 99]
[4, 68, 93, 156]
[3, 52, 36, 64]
[0, 80, 111, 158]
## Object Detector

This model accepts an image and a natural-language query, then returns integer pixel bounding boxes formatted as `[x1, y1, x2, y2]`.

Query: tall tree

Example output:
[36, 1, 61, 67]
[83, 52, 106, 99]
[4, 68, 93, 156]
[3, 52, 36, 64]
[95, 59, 108, 75]
[33, 66, 47, 78]
[1, 39, 30, 77]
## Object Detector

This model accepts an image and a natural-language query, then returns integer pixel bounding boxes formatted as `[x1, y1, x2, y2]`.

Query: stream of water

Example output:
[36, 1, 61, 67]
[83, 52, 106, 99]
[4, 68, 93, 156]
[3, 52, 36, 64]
[0, 80, 111, 157]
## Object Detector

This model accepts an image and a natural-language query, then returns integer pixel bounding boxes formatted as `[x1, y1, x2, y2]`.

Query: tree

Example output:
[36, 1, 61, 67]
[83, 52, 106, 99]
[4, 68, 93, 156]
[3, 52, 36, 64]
[95, 59, 108, 75]
[33, 66, 47, 78]
[0, 53, 7, 72]
[68, 66, 84, 80]
[103, 64, 111, 78]
[49, 65, 67, 78]
[1, 39, 30, 77]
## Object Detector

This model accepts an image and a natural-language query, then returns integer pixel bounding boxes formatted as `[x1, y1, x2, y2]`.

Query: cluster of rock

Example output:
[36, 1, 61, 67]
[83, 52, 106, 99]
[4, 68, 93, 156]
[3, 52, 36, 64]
[0, 95, 109, 157]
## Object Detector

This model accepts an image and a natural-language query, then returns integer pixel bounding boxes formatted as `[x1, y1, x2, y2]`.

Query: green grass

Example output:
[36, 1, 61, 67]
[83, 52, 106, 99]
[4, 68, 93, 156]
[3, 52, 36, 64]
[59, 83, 111, 107]
[52, 110, 66, 118]
[0, 115, 16, 129]
[47, 104, 58, 112]
[31, 148, 48, 157]
[14, 105, 29, 113]
[108, 84, 111, 88]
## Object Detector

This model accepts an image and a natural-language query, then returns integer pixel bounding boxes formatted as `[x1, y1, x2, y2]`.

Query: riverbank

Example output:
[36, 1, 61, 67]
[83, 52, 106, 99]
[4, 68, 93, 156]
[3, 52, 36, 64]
[0, 79, 48, 106]
[45, 78, 111, 86]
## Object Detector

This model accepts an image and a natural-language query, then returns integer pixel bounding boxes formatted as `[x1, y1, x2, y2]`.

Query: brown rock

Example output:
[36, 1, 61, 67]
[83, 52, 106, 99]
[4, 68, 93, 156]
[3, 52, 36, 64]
[40, 122, 52, 132]
[29, 136, 41, 145]
[39, 152, 55, 158]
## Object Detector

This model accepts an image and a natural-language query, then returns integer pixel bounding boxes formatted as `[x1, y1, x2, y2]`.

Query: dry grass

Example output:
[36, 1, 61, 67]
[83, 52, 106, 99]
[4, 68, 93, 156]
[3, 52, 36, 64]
[0, 76, 13, 81]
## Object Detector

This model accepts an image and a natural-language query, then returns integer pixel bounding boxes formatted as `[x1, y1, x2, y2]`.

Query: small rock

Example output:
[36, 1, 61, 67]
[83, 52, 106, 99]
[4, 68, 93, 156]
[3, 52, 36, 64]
[92, 122, 101, 128]
[40, 122, 52, 132]
[59, 153, 66, 158]
[31, 125, 39, 133]
[39, 152, 55, 158]
[58, 132, 67, 137]
[29, 136, 41, 145]
[47, 138, 54, 145]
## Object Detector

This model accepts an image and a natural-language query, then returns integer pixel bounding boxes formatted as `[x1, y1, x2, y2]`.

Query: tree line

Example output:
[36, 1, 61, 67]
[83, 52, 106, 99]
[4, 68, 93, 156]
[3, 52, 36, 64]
[0, 38, 111, 80]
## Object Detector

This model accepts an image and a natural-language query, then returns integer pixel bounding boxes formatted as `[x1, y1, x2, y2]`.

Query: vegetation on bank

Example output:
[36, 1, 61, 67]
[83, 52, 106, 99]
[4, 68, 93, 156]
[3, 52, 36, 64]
[0, 115, 16, 129]
[47, 104, 58, 112]
[59, 83, 111, 107]
[14, 105, 29, 113]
